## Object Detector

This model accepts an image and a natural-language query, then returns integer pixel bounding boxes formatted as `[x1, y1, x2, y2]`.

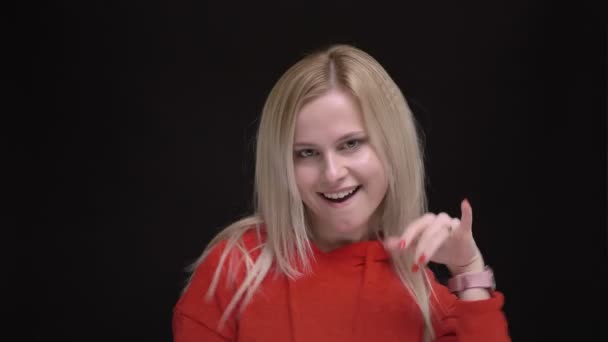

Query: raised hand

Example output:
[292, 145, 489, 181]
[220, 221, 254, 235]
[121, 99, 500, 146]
[384, 199, 485, 275]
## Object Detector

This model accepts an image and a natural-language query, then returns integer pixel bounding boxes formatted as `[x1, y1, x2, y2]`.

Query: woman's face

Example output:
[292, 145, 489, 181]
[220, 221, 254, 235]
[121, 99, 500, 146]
[293, 89, 389, 243]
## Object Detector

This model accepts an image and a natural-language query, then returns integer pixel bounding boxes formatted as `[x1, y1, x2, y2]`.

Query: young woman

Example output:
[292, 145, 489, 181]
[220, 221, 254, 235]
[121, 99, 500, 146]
[173, 44, 510, 341]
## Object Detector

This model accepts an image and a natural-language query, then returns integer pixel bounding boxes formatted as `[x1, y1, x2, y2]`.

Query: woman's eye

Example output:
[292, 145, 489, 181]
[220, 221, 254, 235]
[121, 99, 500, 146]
[296, 149, 316, 158]
[343, 139, 360, 150]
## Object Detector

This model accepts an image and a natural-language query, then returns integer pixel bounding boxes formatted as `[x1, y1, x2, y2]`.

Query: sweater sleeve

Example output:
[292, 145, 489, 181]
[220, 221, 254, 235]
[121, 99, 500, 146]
[427, 269, 511, 341]
[172, 241, 239, 342]
[172, 306, 231, 342]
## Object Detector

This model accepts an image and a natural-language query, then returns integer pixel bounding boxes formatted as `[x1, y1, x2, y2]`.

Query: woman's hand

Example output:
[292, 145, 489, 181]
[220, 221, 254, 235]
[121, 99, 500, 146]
[384, 199, 485, 275]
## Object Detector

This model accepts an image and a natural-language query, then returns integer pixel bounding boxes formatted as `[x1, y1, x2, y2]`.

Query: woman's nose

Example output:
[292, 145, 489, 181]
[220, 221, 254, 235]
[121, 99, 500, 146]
[323, 154, 347, 183]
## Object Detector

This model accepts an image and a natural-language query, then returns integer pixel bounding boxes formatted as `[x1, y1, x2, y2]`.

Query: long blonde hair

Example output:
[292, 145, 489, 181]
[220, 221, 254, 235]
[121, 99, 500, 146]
[184, 44, 436, 340]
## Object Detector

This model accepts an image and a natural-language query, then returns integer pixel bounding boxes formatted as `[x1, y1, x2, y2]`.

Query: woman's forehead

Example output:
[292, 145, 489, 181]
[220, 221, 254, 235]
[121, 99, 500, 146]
[294, 90, 365, 143]
[294, 112, 364, 138]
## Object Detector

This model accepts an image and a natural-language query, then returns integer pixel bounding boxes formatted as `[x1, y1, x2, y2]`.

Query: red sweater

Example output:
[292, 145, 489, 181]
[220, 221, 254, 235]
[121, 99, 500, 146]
[173, 229, 510, 341]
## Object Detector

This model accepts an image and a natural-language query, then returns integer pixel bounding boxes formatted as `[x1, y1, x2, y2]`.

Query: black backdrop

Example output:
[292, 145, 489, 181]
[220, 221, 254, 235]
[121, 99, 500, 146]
[18, 1, 606, 341]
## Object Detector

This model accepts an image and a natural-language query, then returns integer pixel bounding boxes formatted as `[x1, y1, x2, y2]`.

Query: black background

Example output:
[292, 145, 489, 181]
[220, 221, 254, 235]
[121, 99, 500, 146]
[17, 1, 606, 341]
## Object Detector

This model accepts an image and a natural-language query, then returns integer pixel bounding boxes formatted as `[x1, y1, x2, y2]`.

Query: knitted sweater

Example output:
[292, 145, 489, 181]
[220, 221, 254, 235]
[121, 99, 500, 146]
[173, 229, 510, 341]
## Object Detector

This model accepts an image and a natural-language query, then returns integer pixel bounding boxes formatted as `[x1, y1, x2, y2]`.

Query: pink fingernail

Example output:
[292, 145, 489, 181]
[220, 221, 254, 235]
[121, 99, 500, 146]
[411, 263, 419, 273]
[399, 240, 406, 250]
[418, 254, 426, 265]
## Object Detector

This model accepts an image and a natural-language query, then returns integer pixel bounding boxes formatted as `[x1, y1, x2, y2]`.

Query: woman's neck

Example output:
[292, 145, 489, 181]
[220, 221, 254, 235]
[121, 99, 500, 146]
[306, 212, 383, 252]
[309, 225, 380, 252]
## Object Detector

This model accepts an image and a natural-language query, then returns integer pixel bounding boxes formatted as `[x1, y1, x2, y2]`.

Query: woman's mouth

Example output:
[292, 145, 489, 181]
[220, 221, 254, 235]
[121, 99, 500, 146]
[318, 185, 361, 203]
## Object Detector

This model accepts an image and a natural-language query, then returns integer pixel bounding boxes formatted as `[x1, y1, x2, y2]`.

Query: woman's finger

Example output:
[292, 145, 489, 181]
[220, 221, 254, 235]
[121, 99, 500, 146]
[450, 218, 461, 234]
[384, 213, 435, 251]
[399, 213, 437, 250]
[411, 213, 453, 270]
[460, 199, 473, 233]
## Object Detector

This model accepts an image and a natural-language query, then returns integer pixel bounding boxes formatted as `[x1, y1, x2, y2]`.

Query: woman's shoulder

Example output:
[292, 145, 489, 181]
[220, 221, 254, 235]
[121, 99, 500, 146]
[219, 223, 267, 253]
[240, 224, 268, 250]
[175, 223, 269, 338]
[198, 224, 268, 273]
[181, 224, 267, 297]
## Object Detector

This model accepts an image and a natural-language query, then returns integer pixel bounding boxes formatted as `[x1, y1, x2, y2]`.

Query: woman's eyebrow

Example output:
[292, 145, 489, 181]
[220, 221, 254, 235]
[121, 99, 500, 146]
[293, 131, 366, 148]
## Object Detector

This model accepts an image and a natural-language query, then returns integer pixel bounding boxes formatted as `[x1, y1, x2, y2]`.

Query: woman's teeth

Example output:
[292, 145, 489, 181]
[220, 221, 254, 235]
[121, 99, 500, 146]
[321, 186, 359, 201]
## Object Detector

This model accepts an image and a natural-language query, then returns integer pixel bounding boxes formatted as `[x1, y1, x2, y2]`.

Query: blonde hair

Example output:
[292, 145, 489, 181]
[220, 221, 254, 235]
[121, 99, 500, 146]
[184, 44, 436, 340]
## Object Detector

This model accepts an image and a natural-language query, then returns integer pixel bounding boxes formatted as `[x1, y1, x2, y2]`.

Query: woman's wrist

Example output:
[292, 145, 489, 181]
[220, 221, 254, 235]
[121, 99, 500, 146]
[456, 287, 491, 301]
[447, 256, 494, 301]
[448, 255, 486, 276]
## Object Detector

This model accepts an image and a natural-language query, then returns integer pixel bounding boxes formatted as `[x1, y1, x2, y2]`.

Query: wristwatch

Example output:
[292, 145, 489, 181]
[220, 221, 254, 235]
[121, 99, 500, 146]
[447, 266, 495, 293]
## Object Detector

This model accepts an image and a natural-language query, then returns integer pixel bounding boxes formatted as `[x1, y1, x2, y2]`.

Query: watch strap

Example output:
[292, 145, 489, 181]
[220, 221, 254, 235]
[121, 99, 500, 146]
[447, 266, 495, 293]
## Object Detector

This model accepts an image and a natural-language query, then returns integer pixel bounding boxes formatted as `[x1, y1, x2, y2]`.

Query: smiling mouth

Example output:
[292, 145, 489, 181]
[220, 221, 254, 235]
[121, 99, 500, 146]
[318, 186, 361, 203]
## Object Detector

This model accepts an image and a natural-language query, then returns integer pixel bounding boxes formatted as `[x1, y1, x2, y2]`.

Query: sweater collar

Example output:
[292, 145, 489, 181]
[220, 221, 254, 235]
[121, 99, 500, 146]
[309, 238, 390, 266]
